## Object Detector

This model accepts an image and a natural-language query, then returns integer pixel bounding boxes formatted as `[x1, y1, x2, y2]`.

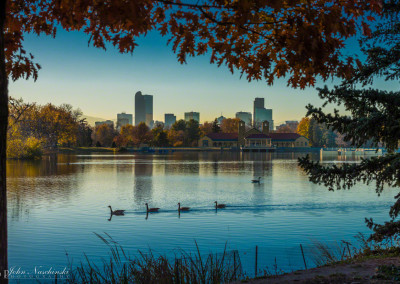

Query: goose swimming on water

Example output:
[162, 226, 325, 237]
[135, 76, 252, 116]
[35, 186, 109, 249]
[178, 203, 190, 212]
[214, 201, 226, 209]
[108, 205, 125, 216]
[146, 203, 160, 212]
[251, 177, 261, 183]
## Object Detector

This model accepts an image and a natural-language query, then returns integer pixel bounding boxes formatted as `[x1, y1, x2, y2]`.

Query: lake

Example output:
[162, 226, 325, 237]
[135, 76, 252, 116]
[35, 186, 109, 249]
[6, 152, 395, 280]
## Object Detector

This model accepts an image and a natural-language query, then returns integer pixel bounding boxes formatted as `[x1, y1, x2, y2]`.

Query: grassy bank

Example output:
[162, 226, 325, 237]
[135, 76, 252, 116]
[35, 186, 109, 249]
[240, 236, 400, 283]
[64, 235, 242, 284]
[56, 147, 117, 154]
[59, 234, 400, 283]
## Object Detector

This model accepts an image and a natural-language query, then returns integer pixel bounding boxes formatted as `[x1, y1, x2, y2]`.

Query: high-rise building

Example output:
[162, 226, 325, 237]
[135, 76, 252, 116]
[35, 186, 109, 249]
[164, 113, 176, 127]
[276, 120, 299, 132]
[184, 111, 200, 122]
[253, 97, 273, 130]
[135, 91, 145, 125]
[144, 95, 153, 126]
[235, 111, 252, 126]
[95, 120, 114, 128]
[253, 97, 264, 124]
[153, 121, 164, 128]
[135, 91, 153, 126]
[217, 115, 226, 124]
[117, 112, 133, 129]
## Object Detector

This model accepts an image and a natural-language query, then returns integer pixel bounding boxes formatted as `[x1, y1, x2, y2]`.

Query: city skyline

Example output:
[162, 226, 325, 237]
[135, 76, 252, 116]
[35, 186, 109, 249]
[6, 29, 370, 125]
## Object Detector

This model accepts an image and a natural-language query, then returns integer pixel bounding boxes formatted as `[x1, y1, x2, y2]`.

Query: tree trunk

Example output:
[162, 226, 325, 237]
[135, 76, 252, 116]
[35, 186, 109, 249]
[0, 0, 8, 282]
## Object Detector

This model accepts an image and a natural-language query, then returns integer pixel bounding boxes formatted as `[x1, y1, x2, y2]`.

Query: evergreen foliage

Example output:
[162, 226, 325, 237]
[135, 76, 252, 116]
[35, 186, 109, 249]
[299, 1, 400, 242]
[212, 118, 221, 133]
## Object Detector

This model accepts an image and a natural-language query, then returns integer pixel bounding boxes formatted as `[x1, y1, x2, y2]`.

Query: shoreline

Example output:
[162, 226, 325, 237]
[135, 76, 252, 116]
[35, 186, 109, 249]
[238, 256, 400, 283]
[54, 146, 320, 154]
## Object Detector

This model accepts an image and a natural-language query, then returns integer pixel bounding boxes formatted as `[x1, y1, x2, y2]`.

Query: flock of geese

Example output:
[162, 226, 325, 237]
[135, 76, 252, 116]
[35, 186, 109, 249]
[108, 177, 262, 218]
[108, 201, 227, 217]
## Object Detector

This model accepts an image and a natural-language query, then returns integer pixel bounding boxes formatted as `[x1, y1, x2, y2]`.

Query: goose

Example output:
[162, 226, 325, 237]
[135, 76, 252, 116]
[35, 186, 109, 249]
[251, 177, 262, 183]
[108, 205, 125, 216]
[178, 203, 190, 212]
[145, 203, 160, 212]
[214, 201, 226, 209]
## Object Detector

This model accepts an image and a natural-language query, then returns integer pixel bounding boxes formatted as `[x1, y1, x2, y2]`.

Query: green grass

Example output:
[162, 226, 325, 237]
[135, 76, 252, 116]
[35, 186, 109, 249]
[57, 147, 117, 153]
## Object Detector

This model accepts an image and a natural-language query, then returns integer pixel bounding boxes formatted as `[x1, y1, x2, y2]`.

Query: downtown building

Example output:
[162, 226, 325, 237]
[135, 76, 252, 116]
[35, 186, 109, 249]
[95, 120, 114, 128]
[184, 111, 200, 122]
[253, 97, 273, 130]
[235, 111, 252, 126]
[217, 115, 226, 124]
[135, 91, 153, 127]
[164, 113, 176, 128]
[116, 112, 133, 129]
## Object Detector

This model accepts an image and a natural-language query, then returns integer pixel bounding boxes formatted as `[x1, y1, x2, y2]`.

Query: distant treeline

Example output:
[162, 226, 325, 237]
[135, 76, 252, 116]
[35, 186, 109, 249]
[8, 98, 373, 159]
[94, 117, 240, 148]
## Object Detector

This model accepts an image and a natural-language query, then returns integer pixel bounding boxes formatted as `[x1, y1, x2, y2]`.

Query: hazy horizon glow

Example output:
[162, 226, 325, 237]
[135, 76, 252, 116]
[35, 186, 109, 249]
[8, 28, 396, 125]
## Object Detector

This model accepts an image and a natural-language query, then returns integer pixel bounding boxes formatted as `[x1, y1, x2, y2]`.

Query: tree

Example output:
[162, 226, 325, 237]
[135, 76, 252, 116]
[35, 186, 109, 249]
[220, 118, 240, 133]
[171, 119, 187, 132]
[297, 117, 310, 138]
[118, 124, 136, 146]
[92, 124, 116, 147]
[322, 128, 337, 147]
[335, 132, 351, 148]
[167, 129, 185, 147]
[32, 104, 78, 148]
[200, 121, 213, 136]
[76, 119, 93, 147]
[186, 119, 201, 146]
[151, 125, 169, 147]
[0, 0, 382, 279]
[211, 119, 221, 133]
[299, 2, 400, 242]
[135, 122, 152, 145]
[275, 125, 292, 133]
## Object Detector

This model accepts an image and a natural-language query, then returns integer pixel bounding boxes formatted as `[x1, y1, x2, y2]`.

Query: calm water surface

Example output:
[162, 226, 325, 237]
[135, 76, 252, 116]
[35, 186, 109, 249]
[7, 152, 396, 277]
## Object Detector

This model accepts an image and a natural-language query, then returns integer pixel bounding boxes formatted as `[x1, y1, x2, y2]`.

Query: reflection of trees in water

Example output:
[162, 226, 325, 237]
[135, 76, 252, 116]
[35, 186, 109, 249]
[7, 154, 80, 221]
[133, 159, 153, 206]
[163, 152, 200, 175]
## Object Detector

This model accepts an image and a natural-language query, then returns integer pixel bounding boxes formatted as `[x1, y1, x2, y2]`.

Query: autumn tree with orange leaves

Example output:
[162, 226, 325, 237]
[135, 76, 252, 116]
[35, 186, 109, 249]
[0, 0, 381, 280]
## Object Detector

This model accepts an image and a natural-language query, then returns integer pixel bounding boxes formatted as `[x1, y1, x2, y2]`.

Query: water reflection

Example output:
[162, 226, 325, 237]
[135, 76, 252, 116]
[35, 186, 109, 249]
[133, 158, 153, 206]
[7, 151, 395, 275]
[7, 155, 81, 221]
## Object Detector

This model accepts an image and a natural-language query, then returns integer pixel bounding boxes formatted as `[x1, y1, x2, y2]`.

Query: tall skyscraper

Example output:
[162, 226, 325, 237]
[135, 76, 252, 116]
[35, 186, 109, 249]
[253, 97, 273, 130]
[135, 91, 145, 125]
[144, 95, 153, 126]
[236, 111, 252, 126]
[135, 91, 153, 126]
[117, 112, 133, 129]
[164, 113, 176, 127]
[184, 111, 200, 122]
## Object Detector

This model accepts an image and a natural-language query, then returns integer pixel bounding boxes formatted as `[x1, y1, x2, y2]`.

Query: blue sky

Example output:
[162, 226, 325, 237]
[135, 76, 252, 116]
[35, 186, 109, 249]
[8, 27, 386, 125]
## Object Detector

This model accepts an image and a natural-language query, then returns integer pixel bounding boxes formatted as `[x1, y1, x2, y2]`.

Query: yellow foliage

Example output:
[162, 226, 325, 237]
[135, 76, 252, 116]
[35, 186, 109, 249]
[297, 117, 310, 139]
[7, 136, 42, 159]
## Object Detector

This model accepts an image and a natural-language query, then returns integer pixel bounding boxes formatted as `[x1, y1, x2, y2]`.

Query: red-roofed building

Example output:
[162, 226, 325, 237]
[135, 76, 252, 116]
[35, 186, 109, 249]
[199, 133, 239, 147]
[269, 133, 309, 148]
[198, 120, 309, 149]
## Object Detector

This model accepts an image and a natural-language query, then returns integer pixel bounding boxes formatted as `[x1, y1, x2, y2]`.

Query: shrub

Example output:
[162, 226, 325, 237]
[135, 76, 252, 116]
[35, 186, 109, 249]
[173, 141, 183, 147]
[7, 136, 43, 159]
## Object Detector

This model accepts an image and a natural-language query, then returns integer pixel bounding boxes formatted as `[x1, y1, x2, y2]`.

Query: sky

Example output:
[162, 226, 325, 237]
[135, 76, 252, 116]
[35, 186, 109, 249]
[7, 26, 391, 126]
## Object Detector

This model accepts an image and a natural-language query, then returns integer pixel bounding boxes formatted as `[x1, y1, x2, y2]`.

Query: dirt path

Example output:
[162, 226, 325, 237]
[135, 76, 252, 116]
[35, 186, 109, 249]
[236, 257, 400, 283]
